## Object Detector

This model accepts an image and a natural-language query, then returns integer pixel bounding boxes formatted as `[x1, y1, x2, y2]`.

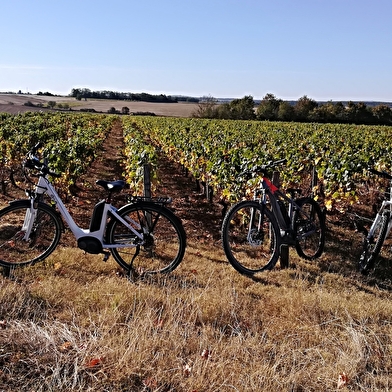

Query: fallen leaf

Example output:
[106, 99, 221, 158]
[337, 372, 348, 388]
[201, 349, 212, 360]
[59, 341, 72, 352]
[183, 364, 192, 377]
[85, 357, 104, 369]
[143, 377, 158, 389]
[155, 318, 165, 328]
[54, 262, 62, 271]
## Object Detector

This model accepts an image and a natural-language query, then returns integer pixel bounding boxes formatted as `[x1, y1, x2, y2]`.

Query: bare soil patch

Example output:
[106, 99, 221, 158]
[62, 118, 223, 245]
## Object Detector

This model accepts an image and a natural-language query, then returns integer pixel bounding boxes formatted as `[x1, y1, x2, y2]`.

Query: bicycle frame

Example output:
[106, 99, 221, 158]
[256, 176, 300, 237]
[367, 178, 392, 242]
[28, 175, 144, 249]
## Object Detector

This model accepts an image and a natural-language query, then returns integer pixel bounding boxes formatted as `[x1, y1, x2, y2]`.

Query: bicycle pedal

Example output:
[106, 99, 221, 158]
[102, 251, 110, 262]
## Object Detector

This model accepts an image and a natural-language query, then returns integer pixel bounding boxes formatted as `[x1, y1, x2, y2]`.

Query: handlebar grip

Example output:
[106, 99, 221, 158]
[31, 142, 43, 155]
[48, 170, 61, 178]
[272, 158, 287, 166]
[368, 167, 392, 180]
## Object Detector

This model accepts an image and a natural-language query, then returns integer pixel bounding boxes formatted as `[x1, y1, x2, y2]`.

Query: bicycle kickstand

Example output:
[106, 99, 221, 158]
[127, 245, 140, 280]
[102, 251, 111, 262]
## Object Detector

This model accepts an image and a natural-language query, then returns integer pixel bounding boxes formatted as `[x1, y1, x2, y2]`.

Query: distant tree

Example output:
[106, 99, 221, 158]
[215, 103, 231, 119]
[372, 104, 392, 124]
[294, 95, 318, 121]
[332, 102, 347, 123]
[192, 95, 219, 118]
[47, 101, 56, 109]
[277, 101, 295, 121]
[107, 107, 117, 114]
[122, 106, 130, 115]
[228, 96, 256, 120]
[309, 101, 337, 123]
[256, 93, 281, 120]
[356, 102, 374, 124]
[346, 101, 374, 124]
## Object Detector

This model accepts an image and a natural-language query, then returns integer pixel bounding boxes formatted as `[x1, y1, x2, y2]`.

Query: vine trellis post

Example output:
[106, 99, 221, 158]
[272, 171, 289, 269]
[273, 165, 319, 270]
[143, 163, 152, 226]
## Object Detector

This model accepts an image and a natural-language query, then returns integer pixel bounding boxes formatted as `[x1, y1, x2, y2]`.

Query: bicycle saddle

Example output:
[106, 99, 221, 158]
[96, 180, 126, 193]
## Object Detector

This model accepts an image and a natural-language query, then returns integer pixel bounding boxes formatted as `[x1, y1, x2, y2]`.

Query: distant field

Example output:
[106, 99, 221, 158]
[0, 93, 199, 117]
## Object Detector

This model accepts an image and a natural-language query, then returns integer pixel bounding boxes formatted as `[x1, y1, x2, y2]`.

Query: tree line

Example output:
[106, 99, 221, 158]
[193, 94, 392, 126]
[70, 88, 198, 103]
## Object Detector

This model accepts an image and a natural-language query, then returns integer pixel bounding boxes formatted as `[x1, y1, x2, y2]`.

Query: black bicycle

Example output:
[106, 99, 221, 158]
[221, 159, 326, 275]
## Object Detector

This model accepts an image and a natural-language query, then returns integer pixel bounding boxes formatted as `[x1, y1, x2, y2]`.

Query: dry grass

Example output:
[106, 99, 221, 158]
[1, 229, 392, 391]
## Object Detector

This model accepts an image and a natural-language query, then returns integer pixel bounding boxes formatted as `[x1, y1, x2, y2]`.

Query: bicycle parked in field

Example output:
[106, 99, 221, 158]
[221, 159, 326, 275]
[358, 167, 392, 274]
[0, 143, 186, 278]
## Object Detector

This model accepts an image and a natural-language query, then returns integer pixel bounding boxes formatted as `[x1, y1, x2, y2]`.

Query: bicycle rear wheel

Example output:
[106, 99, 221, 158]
[293, 197, 325, 260]
[359, 210, 390, 274]
[221, 200, 280, 275]
[107, 202, 186, 276]
[0, 200, 62, 267]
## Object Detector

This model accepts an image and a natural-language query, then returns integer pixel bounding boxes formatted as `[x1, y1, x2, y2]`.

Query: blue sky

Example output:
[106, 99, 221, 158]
[1, 0, 391, 101]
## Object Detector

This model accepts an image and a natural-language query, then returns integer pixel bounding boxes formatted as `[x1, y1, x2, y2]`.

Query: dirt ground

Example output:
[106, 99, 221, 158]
[0, 93, 199, 117]
[72, 119, 224, 243]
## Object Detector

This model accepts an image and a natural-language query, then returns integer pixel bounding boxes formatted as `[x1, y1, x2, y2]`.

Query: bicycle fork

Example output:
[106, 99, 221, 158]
[368, 200, 392, 242]
[21, 199, 38, 241]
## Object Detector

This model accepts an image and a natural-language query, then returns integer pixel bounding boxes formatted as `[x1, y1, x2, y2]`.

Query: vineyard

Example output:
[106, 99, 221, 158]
[122, 116, 392, 213]
[2, 112, 392, 210]
[0, 112, 115, 196]
[1, 112, 392, 391]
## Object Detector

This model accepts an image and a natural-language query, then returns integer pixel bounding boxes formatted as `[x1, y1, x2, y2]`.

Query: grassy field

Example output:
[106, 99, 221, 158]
[1, 233, 392, 391]
[1, 179, 392, 391]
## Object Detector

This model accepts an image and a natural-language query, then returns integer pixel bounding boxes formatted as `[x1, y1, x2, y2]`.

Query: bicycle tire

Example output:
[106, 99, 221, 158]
[106, 201, 186, 276]
[221, 200, 280, 275]
[0, 200, 62, 268]
[293, 197, 325, 260]
[359, 210, 390, 274]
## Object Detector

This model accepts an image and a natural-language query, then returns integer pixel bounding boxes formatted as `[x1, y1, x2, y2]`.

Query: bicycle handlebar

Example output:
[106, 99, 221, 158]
[368, 167, 392, 180]
[252, 158, 287, 173]
[238, 158, 287, 179]
[23, 142, 61, 178]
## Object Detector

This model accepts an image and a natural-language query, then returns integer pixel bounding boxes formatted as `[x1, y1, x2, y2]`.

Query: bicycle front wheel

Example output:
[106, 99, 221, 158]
[107, 202, 186, 275]
[359, 210, 390, 274]
[293, 197, 325, 260]
[221, 200, 280, 275]
[0, 200, 62, 268]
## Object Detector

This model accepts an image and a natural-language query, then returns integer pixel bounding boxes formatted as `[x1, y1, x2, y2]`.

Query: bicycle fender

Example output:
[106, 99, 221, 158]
[115, 201, 186, 237]
[117, 201, 183, 223]
[8, 199, 31, 207]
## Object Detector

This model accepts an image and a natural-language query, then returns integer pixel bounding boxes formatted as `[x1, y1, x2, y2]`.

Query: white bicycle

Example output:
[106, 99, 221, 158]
[359, 167, 392, 274]
[0, 143, 186, 277]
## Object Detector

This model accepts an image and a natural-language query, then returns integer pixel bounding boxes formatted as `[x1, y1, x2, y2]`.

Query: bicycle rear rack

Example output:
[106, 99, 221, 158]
[128, 196, 173, 205]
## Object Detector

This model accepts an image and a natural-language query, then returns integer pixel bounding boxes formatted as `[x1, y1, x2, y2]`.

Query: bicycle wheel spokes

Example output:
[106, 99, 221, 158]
[221, 200, 280, 275]
[294, 198, 325, 260]
[108, 203, 186, 275]
[0, 202, 61, 267]
[359, 211, 390, 273]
